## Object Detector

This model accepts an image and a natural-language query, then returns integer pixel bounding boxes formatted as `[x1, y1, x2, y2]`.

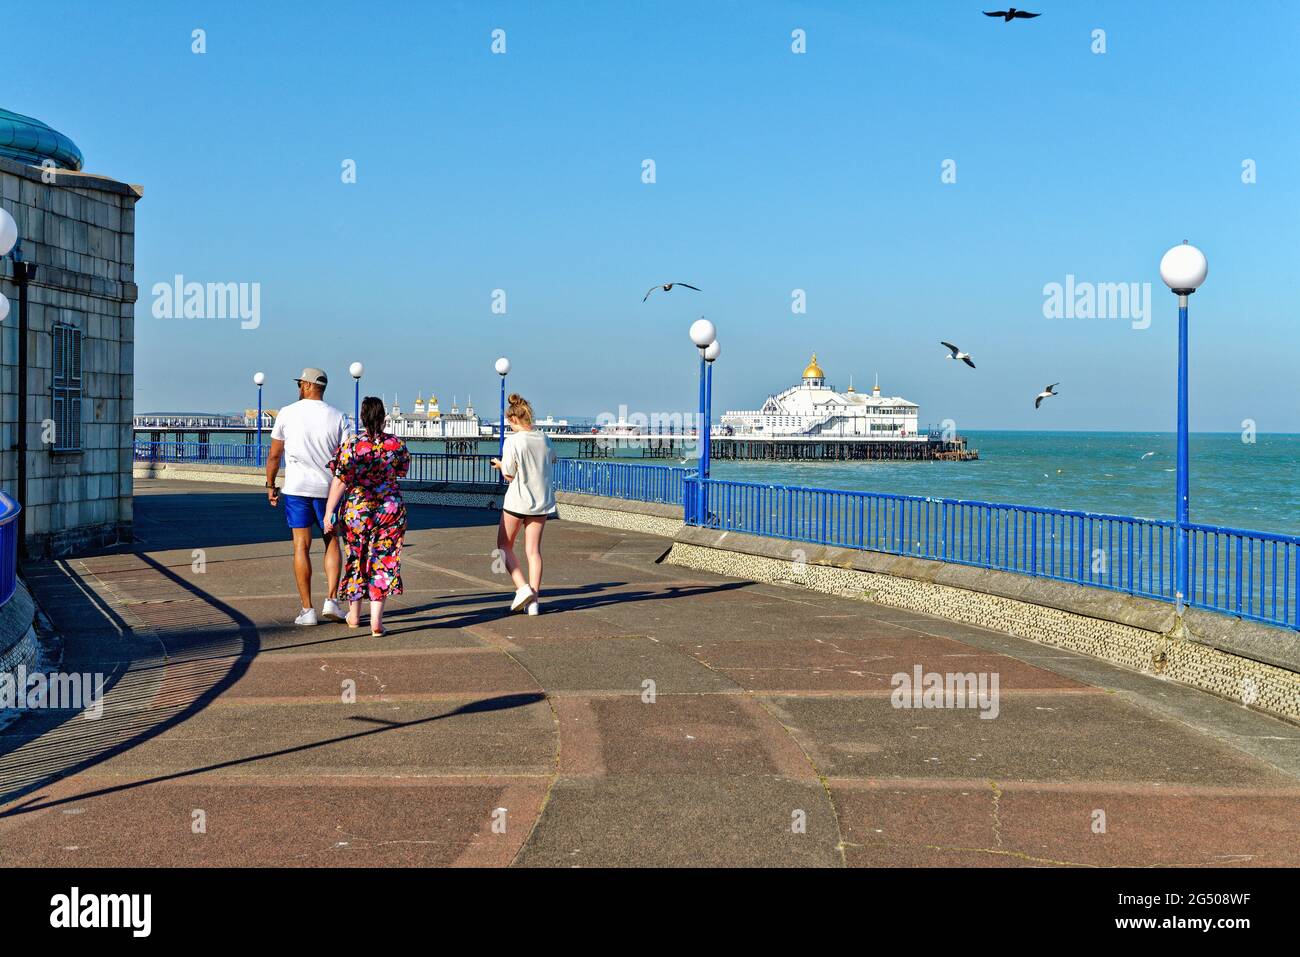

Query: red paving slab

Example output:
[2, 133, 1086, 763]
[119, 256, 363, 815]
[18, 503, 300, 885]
[0, 775, 548, 867]
[4, 480, 1297, 868]
[829, 781, 1300, 867]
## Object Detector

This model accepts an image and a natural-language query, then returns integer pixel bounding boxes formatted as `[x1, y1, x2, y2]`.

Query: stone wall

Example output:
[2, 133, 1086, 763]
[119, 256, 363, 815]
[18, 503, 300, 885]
[0, 155, 141, 557]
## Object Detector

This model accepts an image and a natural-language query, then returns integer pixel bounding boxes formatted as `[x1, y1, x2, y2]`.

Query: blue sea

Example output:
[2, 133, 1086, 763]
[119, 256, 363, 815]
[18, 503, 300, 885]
[405, 431, 1300, 536]
[707, 432, 1300, 535]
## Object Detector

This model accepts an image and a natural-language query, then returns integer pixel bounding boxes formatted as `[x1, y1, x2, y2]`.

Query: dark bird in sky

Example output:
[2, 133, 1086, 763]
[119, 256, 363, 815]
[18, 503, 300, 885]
[643, 282, 701, 302]
[941, 341, 976, 369]
[983, 8, 1041, 21]
[1035, 383, 1059, 409]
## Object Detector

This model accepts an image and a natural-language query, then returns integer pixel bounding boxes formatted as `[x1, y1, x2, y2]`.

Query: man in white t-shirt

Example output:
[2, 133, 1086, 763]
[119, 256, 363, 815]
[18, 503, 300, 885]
[266, 367, 352, 625]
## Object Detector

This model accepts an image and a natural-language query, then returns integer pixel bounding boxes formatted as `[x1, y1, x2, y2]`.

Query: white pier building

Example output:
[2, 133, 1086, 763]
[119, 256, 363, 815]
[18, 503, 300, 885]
[721, 354, 921, 440]
[385, 393, 481, 439]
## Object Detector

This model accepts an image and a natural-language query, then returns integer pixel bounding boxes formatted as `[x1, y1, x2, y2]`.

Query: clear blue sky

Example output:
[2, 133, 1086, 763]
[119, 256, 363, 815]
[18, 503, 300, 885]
[11, 0, 1299, 430]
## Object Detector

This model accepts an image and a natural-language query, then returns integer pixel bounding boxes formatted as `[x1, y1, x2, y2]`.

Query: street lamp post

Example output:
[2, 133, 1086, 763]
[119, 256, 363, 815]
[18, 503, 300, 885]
[1159, 241, 1208, 613]
[688, 319, 717, 523]
[703, 339, 721, 480]
[349, 362, 364, 434]
[495, 357, 511, 458]
[253, 372, 265, 465]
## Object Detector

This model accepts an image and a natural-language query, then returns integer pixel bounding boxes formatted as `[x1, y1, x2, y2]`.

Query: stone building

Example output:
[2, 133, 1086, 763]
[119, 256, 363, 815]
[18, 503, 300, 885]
[0, 108, 141, 556]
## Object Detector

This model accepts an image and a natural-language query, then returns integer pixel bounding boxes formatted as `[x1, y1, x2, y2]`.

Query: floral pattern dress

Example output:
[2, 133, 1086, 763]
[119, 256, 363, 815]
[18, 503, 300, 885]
[328, 433, 410, 602]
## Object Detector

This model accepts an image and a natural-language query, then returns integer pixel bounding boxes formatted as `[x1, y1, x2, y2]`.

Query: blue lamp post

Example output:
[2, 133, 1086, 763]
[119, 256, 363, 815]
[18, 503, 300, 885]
[688, 319, 717, 522]
[703, 338, 721, 478]
[349, 361, 364, 434]
[1159, 241, 1208, 613]
[495, 356, 511, 457]
[253, 371, 265, 464]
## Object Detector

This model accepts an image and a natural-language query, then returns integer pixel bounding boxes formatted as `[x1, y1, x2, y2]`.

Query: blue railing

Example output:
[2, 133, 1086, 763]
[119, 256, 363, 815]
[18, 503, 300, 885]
[685, 476, 1300, 631]
[133, 443, 688, 505]
[1186, 522, 1300, 630]
[406, 453, 500, 485]
[553, 458, 687, 506]
[0, 492, 21, 608]
[134, 440, 266, 466]
[132, 442, 1298, 630]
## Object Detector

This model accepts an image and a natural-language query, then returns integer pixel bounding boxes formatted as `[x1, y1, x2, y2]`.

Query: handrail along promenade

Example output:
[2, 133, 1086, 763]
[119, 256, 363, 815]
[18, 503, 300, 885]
[131, 443, 1299, 631]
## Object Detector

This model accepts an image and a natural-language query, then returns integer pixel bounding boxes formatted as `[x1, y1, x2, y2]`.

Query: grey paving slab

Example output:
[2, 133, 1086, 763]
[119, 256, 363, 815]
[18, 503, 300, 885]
[515, 775, 841, 868]
[764, 693, 1297, 786]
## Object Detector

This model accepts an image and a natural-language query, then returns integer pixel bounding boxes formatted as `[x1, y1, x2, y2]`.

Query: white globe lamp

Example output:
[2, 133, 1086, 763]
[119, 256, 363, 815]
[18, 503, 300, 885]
[689, 318, 716, 350]
[0, 208, 17, 259]
[1160, 242, 1208, 295]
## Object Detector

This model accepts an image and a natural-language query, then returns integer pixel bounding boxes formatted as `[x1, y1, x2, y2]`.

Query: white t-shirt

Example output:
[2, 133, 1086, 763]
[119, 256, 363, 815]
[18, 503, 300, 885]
[271, 399, 351, 497]
[501, 430, 558, 516]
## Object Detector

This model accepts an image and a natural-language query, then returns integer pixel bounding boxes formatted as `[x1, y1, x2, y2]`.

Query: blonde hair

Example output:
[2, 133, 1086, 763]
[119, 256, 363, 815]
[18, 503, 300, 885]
[506, 393, 534, 426]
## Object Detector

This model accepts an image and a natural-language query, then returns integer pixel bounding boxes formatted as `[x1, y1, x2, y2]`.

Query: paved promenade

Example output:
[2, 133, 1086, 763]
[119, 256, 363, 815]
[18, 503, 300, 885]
[2, 479, 1298, 867]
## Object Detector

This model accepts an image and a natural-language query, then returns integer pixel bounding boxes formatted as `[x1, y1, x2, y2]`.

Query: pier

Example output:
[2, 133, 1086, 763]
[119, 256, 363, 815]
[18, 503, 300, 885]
[707, 435, 977, 461]
[133, 425, 978, 462]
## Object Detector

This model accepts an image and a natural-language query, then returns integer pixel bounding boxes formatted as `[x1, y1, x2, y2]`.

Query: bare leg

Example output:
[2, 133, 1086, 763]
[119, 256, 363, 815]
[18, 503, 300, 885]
[496, 512, 527, 590]
[523, 516, 546, 595]
[323, 530, 341, 600]
[347, 600, 361, 627]
[291, 527, 314, 609]
[371, 598, 385, 634]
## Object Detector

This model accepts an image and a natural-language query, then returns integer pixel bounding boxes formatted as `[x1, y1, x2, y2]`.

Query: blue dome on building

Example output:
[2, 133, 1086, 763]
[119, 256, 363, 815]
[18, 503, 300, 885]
[0, 107, 84, 170]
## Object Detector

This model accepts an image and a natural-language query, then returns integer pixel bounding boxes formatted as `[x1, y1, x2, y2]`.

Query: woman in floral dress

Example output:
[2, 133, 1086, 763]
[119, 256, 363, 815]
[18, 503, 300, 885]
[323, 396, 410, 636]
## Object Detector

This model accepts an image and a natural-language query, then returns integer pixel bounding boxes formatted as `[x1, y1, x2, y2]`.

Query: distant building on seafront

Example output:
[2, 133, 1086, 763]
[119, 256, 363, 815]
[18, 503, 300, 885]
[722, 353, 921, 439]
[1, 107, 141, 556]
[385, 392, 481, 438]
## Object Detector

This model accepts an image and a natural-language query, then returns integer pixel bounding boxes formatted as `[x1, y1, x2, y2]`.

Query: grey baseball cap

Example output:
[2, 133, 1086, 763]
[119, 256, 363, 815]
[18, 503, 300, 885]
[294, 367, 328, 387]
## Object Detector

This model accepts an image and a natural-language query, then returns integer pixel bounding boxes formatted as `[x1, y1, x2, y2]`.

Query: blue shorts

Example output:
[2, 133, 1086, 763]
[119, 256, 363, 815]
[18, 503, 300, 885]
[283, 494, 328, 530]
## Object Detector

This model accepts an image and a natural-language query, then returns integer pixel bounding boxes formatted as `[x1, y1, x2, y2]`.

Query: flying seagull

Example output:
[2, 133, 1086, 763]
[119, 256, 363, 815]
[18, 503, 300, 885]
[983, 8, 1041, 21]
[941, 341, 976, 369]
[643, 282, 701, 302]
[1034, 383, 1059, 409]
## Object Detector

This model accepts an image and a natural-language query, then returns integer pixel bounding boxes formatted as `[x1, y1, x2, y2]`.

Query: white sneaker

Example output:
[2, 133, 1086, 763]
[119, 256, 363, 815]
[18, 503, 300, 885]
[510, 585, 536, 612]
[526, 601, 540, 616]
[294, 607, 319, 626]
[320, 599, 344, 622]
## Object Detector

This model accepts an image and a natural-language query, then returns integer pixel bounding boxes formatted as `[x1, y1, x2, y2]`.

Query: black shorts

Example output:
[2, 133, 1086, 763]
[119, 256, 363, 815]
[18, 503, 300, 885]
[503, 508, 547, 520]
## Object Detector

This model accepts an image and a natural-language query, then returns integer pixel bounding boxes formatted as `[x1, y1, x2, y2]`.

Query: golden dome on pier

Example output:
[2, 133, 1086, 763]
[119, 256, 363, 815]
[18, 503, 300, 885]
[802, 353, 824, 379]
